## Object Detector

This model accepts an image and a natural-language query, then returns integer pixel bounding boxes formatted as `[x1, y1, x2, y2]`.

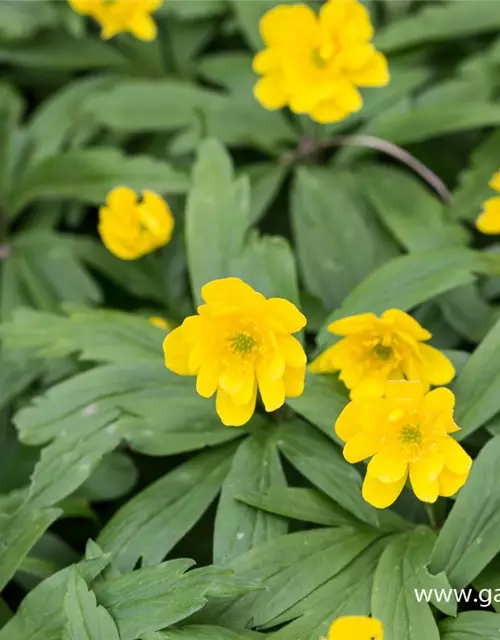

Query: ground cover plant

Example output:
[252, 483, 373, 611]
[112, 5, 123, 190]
[3, 0, 500, 638]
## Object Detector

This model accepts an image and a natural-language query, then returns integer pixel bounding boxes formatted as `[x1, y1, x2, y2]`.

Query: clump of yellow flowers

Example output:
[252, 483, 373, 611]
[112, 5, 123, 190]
[98, 187, 174, 260]
[311, 309, 455, 399]
[68, 0, 163, 41]
[336, 381, 472, 508]
[326, 616, 383, 640]
[253, 0, 389, 123]
[476, 170, 500, 234]
[163, 277, 307, 427]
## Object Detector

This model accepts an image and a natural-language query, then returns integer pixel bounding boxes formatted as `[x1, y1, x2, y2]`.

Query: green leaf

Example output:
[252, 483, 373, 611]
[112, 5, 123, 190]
[0, 1, 57, 40]
[454, 316, 500, 439]
[198, 53, 256, 97]
[0, 504, 60, 591]
[62, 568, 119, 640]
[207, 527, 379, 629]
[0, 83, 23, 207]
[77, 451, 138, 503]
[430, 436, 500, 587]
[97, 444, 236, 573]
[376, 0, 500, 52]
[440, 612, 500, 639]
[10, 148, 188, 215]
[165, 0, 226, 19]
[148, 625, 262, 640]
[214, 432, 287, 565]
[438, 283, 498, 344]
[317, 248, 490, 349]
[292, 167, 398, 309]
[243, 163, 287, 225]
[0, 542, 111, 640]
[275, 420, 379, 527]
[451, 130, 500, 221]
[93, 561, 253, 640]
[229, 0, 275, 50]
[372, 528, 441, 640]
[236, 487, 359, 528]
[357, 164, 467, 252]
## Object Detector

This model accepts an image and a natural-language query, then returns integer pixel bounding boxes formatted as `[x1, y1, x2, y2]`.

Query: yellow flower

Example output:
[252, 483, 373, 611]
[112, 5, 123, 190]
[163, 277, 307, 427]
[326, 616, 383, 640]
[476, 170, 500, 234]
[253, 0, 389, 123]
[310, 309, 455, 399]
[336, 381, 472, 508]
[149, 316, 171, 331]
[98, 186, 174, 260]
[68, 0, 162, 41]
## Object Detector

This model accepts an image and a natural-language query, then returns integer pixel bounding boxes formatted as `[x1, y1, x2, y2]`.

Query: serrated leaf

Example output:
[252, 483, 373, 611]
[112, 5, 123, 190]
[454, 317, 500, 439]
[10, 148, 188, 215]
[148, 625, 262, 640]
[440, 611, 500, 639]
[372, 528, 440, 640]
[0, 504, 60, 591]
[430, 436, 500, 587]
[62, 568, 119, 640]
[214, 432, 287, 565]
[98, 444, 236, 573]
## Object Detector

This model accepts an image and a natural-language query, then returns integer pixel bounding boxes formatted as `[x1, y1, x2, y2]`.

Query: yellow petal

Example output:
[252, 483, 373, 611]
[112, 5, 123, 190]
[309, 344, 338, 374]
[385, 379, 425, 401]
[489, 170, 500, 192]
[266, 298, 307, 334]
[409, 454, 444, 503]
[382, 309, 431, 341]
[98, 218, 144, 260]
[278, 335, 307, 368]
[201, 277, 260, 307]
[438, 467, 469, 498]
[252, 49, 280, 74]
[442, 437, 472, 476]
[349, 374, 387, 399]
[421, 387, 455, 416]
[328, 313, 379, 336]
[129, 13, 157, 40]
[254, 77, 288, 110]
[283, 365, 305, 397]
[417, 343, 455, 386]
[310, 99, 351, 124]
[333, 79, 363, 114]
[335, 398, 387, 442]
[327, 615, 383, 640]
[257, 362, 286, 412]
[367, 453, 407, 483]
[476, 196, 500, 234]
[196, 361, 219, 398]
[362, 472, 407, 509]
[260, 4, 318, 47]
[220, 363, 255, 406]
[106, 186, 138, 210]
[163, 324, 196, 376]
[216, 385, 257, 427]
[138, 190, 174, 246]
[68, 0, 100, 16]
[348, 51, 390, 87]
[343, 429, 380, 463]
[320, 0, 374, 46]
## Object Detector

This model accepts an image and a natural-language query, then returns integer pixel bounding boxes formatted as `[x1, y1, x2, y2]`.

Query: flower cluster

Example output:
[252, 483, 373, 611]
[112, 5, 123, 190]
[163, 277, 307, 427]
[98, 187, 174, 260]
[336, 381, 472, 508]
[68, 0, 163, 41]
[476, 170, 500, 234]
[310, 309, 455, 399]
[326, 616, 383, 640]
[253, 0, 389, 123]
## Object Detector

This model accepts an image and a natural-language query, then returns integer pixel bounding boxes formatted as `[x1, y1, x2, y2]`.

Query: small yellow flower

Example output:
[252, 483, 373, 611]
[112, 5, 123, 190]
[163, 277, 307, 427]
[310, 309, 454, 399]
[149, 316, 171, 331]
[476, 170, 500, 234]
[326, 616, 383, 640]
[253, 0, 389, 123]
[68, 0, 162, 41]
[98, 186, 174, 260]
[336, 381, 472, 508]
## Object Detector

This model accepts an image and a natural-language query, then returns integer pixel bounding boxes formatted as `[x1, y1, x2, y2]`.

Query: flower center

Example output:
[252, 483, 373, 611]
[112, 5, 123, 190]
[373, 344, 393, 361]
[311, 48, 328, 69]
[230, 332, 257, 355]
[400, 424, 422, 447]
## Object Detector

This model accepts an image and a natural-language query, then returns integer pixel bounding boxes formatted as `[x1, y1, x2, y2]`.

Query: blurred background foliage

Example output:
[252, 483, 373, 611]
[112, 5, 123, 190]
[3, 1, 500, 639]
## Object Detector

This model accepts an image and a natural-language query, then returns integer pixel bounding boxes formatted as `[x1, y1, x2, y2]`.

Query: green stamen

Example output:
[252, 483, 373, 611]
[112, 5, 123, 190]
[400, 424, 422, 446]
[373, 344, 393, 361]
[230, 333, 256, 354]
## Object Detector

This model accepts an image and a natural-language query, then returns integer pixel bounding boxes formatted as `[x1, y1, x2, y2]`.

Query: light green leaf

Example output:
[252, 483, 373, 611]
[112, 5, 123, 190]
[62, 568, 119, 640]
[10, 148, 188, 215]
[0, 83, 23, 208]
[438, 283, 498, 344]
[236, 487, 359, 528]
[454, 317, 500, 439]
[0, 1, 57, 40]
[372, 528, 441, 640]
[148, 625, 262, 640]
[376, 0, 500, 52]
[214, 432, 287, 565]
[0, 542, 111, 640]
[440, 611, 500, 639]
[77, 451, 138, 503]
[292, 167, 398, 309]
[244, 163, 287, 225]
[198, 53, 256, 97]
[0, 504, 60, 591]
[317, 248, 491, 349]
[275, 420, 379, 527]
[229, 0, 275, 50]
[430, 436, 500, 587]
[97, 444, 236, 572]
[451, 130, 500, 221]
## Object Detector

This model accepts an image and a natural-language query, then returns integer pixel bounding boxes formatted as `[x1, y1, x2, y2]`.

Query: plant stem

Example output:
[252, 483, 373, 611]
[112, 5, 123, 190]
[425, 503, 438, 530]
